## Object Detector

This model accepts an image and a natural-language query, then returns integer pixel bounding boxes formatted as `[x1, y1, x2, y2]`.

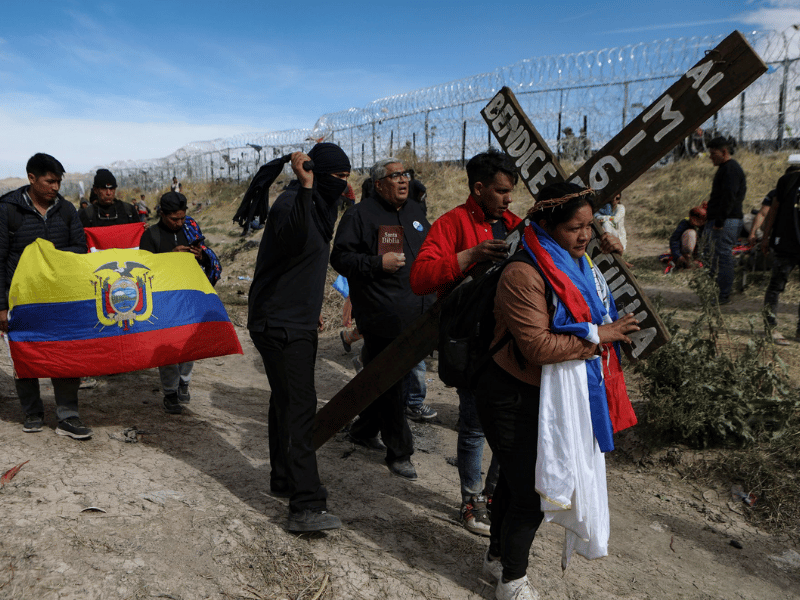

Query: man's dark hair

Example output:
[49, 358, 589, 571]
[708, 136, 735, 155]
[159, 191, 188, 214]
[466, 149, 518, 193]
[26, 153, 65, 178]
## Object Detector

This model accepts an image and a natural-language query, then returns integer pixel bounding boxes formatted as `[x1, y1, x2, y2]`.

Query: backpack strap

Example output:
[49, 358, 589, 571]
[83, 203, 96, 226]
[2, 202, 24, 240]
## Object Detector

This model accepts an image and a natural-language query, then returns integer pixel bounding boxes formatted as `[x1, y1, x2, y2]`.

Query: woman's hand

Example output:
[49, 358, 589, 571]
[598, 313, 640, 344]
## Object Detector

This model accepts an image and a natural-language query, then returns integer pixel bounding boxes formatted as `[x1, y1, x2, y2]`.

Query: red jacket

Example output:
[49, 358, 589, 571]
[410, 195, 522, 298]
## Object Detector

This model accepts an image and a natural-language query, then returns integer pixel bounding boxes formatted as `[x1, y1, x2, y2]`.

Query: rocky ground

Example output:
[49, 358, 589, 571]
[1, 212, 799, 599]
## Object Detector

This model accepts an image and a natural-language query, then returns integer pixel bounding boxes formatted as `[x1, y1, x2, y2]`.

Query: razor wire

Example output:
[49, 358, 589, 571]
[108, 29, 800, 189]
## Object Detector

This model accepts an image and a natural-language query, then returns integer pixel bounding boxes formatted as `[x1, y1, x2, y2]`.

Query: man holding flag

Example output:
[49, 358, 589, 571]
[0, 153, 92, 439]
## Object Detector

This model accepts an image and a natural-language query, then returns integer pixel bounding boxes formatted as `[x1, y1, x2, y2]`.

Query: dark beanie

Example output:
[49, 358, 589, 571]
[160, 191, 188, 213]
[93, 168, 117, 189]
[308, 143, 350, 174]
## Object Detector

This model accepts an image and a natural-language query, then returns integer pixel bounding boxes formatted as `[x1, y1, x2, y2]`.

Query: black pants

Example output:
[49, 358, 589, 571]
[475, 360, 543, 582]
[764, 252, 800, 333]
[250, 327, 327, 513]
[348, 333, 413, 464]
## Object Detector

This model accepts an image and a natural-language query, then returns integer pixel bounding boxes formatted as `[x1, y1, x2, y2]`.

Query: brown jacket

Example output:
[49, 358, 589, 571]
[492, 261, 599, 386]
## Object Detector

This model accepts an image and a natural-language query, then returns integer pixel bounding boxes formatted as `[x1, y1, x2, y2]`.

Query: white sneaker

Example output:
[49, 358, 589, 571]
[482, 551, 502, 582]
[495, 575, 540, 600]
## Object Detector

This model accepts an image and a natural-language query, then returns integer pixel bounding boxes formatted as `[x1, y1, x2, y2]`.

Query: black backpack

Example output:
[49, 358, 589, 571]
[438, 250, 533, 389]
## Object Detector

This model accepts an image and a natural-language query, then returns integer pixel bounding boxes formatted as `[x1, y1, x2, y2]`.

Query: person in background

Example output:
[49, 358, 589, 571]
[136, 194, 151, 223]
[79, 169, 139, 227]
[703, 136, 747, 305]
[594, 192, 627, 251]
[666, 205, 707, 271]
[759, 154, 800, 345]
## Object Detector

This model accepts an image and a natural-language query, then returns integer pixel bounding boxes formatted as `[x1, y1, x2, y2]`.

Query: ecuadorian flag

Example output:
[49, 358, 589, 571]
[7, 239, 242, 378]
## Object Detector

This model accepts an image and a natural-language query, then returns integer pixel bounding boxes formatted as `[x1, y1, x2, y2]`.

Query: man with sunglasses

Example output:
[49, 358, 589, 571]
[78, 169, 139, 228]
[331, 158, 435, 481]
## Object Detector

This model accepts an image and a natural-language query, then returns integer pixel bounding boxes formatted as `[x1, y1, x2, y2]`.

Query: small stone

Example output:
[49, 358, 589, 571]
[730, 539, 743, 549]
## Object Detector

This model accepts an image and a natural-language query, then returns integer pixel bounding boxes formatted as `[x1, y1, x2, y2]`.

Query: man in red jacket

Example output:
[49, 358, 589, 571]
[410, 149, 522, 536]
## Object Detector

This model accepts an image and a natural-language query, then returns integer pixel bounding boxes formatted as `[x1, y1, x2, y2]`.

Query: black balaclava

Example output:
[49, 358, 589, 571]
[308, 143, 351, 241]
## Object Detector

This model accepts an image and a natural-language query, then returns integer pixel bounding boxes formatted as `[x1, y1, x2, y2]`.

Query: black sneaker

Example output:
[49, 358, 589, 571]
[406, 404, 437, 422]
[287, 509, 342, 532]
[56, 417, 92, 440]
[340, 330, 352, 353]
[163, 393, 183, 414]
[388, 459, 418, 481]
[23, 413, 44, 433]
[177, 384, 191, 403]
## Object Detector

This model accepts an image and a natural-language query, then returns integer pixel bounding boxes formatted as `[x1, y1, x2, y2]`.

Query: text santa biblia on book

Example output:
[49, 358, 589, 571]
[378, 226, 404, 255]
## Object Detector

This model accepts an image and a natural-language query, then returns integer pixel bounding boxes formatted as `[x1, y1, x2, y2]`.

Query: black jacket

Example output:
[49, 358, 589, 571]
[0, 186, 86, 310]
[331, 193, 436, 338]
[79, 199, 139, 228]
[248, 182, 337, 331]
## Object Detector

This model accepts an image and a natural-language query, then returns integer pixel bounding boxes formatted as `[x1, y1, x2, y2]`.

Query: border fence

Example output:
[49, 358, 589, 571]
[108, 29, 800, 189]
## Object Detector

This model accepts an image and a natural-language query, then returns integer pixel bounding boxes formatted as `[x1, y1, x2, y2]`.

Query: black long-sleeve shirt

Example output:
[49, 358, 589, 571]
[247, 182, 331, 331]
[707, 159, 746, 228]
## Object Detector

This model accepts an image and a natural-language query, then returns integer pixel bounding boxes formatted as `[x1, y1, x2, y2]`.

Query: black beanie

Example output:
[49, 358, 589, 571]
[93, 168, 117, 189]
[308, 143, 351, 174]
[160, 191, 188, 213]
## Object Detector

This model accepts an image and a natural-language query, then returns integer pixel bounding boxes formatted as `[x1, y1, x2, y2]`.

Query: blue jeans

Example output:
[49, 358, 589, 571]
[703, 219, 741, 301]
[403, 359, 427, 409]
[457, 387, 490, 502]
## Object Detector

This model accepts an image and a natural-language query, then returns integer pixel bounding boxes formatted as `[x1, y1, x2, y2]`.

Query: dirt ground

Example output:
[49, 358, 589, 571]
[1, 226, 800, 600]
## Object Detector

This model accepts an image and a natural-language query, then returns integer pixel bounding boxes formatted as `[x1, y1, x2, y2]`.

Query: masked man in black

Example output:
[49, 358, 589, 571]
[248, 143, 350, 533]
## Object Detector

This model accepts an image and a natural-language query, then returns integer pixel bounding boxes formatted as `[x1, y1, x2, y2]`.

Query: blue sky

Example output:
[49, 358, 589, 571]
[1, 0, 799, 179]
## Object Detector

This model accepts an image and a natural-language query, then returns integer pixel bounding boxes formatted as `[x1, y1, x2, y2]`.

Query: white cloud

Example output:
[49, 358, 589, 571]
[0, 111, 255, 178]
[738, 0, 800, 30]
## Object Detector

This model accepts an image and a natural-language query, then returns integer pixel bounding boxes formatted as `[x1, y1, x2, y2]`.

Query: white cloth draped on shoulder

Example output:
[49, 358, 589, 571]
[536, 359, 609, 570]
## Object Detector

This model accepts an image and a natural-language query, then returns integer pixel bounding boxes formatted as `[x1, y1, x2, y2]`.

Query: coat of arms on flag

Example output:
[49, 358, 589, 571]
[93, 261, 153, 329]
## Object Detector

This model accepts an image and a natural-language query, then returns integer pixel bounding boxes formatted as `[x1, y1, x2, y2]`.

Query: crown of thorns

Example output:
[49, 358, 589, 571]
[530, 188, 596, 213]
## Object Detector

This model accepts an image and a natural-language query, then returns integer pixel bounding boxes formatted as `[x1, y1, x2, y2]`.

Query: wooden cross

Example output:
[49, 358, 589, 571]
[312, 30, 766, 449]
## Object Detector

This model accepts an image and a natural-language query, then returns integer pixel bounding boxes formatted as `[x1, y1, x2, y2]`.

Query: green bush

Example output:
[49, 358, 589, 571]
[635, 273, 800, 447]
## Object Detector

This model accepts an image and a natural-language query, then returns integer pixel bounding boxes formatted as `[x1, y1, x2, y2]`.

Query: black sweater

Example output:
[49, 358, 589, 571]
[248, 182, 336, 331]
[707, 159, 746, 228]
